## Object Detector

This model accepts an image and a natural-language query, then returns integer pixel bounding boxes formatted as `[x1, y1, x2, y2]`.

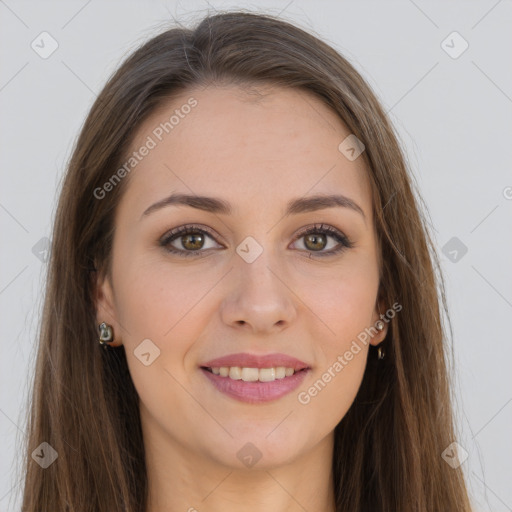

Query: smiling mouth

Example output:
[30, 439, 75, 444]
[201, 366, 307, 383]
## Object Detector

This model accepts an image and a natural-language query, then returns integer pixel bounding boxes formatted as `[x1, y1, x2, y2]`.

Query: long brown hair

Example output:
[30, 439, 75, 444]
[19, 10, 472, 511]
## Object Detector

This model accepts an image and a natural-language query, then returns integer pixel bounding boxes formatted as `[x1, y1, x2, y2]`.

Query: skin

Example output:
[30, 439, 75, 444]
[95, 84, 388, 512]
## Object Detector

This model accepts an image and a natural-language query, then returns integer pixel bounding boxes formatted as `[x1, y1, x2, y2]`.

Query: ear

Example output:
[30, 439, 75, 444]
[369, 296, 389, 347]
[94, 270, 123, 347]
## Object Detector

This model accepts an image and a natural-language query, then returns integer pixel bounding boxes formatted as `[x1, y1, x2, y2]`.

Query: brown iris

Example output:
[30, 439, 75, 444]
[181, 232, 205, 251]
[303, 233, 327, 251]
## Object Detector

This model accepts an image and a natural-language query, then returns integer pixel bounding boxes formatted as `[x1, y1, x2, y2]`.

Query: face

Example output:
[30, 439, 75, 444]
[95, 84, 388, 470]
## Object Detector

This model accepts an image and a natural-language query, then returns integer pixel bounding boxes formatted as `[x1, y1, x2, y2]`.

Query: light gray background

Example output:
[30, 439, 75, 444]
[1, 1, 511, 510]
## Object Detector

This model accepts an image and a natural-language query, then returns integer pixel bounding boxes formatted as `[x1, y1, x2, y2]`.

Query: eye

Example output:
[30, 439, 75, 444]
[290, 223, 353, 257]
[159, 224, 222, 258]
[159, 223, 353, 258]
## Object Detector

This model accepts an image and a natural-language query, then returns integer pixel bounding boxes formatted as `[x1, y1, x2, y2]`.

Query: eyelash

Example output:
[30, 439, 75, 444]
[159, 223, 354, 259]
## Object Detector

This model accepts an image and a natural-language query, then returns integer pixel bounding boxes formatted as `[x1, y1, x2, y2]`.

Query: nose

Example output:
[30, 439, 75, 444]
[220, 251, 297, 335]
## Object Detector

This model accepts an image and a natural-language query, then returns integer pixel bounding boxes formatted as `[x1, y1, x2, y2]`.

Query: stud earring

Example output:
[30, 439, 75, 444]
[98, 322, 114, 348]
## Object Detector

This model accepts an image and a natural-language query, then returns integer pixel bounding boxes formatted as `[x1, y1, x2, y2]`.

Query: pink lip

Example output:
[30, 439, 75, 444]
[201, 352, 310, 371]
[200, 367, 310, 404]
[200, 353, 311, 404]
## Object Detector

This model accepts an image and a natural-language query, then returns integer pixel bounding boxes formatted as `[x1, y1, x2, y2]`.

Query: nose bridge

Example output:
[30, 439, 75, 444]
[235, 235, 285, 302]
[221, 234, 296, 331]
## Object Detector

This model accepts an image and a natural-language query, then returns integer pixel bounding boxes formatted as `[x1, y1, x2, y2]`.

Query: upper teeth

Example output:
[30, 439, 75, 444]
[210, 366, 296, 382]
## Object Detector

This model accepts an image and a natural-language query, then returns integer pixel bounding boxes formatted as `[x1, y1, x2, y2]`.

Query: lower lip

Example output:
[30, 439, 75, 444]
[200, 368, 310, 404]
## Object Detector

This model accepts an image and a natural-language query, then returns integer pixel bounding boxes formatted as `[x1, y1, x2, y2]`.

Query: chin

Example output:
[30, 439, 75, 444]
[203, 430, 307, 471]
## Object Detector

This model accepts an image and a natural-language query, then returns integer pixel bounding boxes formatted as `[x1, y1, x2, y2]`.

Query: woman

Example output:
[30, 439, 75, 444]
[20, 10, 473, 512]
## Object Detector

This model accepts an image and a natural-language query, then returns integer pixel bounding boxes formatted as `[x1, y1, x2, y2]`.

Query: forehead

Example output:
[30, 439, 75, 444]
[117, 84, 372, 221]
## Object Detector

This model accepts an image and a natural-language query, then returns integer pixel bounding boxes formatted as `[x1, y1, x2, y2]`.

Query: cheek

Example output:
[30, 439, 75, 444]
[110, 253, 226, 408]
[301, 257, 380, 344]
[112, 258, 207, 430]
[297, 347, 367, 431]
[293, 258, 378, 409]
[112, 250, 208, 342]
[294, 274, 374, 428]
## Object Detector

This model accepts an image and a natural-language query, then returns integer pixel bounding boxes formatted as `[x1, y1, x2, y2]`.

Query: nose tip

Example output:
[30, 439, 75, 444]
[221, 262, 296, 334]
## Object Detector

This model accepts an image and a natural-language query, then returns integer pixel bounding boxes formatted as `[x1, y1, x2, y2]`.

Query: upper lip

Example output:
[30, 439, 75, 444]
[201, 352, 310, 371]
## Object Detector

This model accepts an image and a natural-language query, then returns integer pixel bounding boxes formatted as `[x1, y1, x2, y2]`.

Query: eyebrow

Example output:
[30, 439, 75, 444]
[141, 193, 366, 221]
